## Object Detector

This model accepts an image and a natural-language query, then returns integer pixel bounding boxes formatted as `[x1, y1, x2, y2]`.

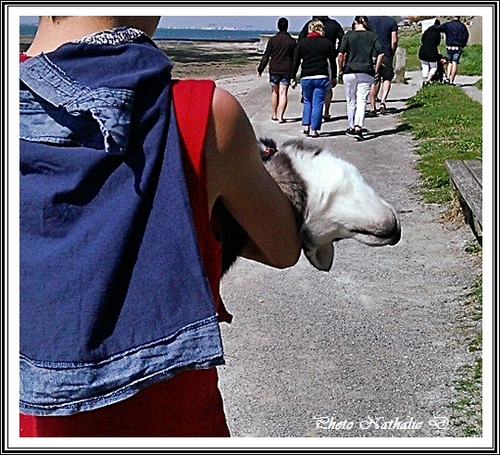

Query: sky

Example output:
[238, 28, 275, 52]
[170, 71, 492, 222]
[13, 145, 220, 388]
[20, 15, 353, 32]
[158, 15, 353, 31]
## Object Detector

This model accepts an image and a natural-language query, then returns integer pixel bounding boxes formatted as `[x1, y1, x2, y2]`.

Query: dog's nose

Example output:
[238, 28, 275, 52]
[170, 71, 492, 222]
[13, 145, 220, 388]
[385, 212, 402, 245]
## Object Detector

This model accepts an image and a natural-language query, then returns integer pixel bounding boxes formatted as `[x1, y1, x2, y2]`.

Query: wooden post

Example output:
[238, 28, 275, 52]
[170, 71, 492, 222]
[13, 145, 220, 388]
[393, 47, 407, 84]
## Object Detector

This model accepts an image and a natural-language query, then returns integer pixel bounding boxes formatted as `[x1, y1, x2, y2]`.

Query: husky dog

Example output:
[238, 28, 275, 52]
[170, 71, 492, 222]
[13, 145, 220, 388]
[220, 138, 401, 275]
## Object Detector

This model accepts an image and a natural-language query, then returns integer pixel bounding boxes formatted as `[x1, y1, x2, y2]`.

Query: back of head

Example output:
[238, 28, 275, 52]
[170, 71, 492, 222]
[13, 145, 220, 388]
[355, 16, 371, 30]
[277, 17, 289, 32]
[308, 19, 324, 35]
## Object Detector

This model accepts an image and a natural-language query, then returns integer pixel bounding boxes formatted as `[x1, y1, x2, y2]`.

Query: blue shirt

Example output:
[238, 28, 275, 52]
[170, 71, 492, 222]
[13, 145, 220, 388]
[20, 28, 224, 416]
[439, 19, 469, 47]
[367, 16, 398, 58]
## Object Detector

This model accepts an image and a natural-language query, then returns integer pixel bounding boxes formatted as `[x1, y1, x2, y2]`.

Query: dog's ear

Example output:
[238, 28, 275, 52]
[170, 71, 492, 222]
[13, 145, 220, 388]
[304, 243, 334, 271]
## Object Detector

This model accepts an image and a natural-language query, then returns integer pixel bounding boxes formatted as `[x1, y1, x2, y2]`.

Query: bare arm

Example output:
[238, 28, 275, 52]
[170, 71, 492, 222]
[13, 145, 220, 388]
[337, 53, 345, 72]
[374, 53, 384, 75]
[391, 31, 398, 55]
[205, 88, 301, 268]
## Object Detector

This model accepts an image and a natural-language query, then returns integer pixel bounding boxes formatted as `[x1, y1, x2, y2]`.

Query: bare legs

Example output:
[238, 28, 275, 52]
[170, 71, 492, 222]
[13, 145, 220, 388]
[271, 83, 290, 122]
[323, 88, 332, 118]
[447, 61, 459, 84]
[369, 80, 392, 113]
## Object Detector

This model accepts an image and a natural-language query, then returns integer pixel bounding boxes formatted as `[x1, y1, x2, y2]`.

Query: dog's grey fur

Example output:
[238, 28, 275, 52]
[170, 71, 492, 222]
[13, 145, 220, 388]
[220, 137, 401, 275]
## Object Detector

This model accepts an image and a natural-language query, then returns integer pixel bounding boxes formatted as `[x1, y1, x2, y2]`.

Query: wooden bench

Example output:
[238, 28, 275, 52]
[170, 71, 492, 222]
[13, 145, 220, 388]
[445, 159, 482, 243]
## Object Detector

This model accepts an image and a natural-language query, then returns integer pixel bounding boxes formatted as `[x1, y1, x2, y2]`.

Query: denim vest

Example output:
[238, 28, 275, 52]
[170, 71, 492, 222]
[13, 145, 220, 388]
[20, 28, 224, 416]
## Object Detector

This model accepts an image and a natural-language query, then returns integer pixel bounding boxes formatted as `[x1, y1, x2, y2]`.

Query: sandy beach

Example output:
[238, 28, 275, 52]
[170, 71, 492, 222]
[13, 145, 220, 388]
[155, 40, 261, 80]
[20, 36, 262, 80]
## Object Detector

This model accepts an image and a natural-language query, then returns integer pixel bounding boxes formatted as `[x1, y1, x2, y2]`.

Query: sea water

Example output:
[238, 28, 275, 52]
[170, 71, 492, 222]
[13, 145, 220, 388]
[20, 24, 276, 42]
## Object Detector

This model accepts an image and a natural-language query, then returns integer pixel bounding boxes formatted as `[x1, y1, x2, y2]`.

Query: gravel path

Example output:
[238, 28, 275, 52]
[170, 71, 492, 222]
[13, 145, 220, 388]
[214, 71, 482, 440]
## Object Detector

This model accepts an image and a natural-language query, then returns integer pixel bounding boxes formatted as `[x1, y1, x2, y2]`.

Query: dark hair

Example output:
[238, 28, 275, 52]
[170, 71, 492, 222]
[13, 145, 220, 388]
[353, 16, 371, 31]
[277, 17, 289, 32]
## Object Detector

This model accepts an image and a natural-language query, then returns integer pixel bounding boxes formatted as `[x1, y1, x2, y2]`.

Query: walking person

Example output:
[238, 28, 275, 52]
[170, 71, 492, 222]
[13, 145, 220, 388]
[419, 19, 442, 85]
[19, 15, 301, 437]
[338, 16, 384, 140]
[291, 20, 337, 138]
[438, 16, 469, 85]
[257, 17, 297, 123]
[298, 16, 344, 120]
[366, 15, 398, 115]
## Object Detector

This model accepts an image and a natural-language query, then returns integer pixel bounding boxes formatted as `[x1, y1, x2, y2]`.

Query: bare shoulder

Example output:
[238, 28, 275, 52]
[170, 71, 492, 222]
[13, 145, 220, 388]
[204, 87, 301, 268]
[205, 87, 262, 207]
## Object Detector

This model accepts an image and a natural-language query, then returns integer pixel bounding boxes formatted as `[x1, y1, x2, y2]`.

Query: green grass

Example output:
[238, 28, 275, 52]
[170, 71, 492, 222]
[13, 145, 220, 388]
[450, 276, 483, 436]
[398, 30, 422, 71]
[401, 84, 482, 203]
[399, 29, 483, 437]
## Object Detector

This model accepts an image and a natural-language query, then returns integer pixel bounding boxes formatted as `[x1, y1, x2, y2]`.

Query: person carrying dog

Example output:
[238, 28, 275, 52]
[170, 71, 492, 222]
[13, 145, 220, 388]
[20, 15, 301, 437]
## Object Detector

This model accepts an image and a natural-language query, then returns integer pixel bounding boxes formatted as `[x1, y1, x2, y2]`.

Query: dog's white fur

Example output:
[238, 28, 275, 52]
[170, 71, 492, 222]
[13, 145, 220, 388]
[264, 139, 401, 271]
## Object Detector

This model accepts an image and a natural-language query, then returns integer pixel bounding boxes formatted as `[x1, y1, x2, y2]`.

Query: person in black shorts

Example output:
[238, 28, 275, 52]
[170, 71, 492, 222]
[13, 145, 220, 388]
[366, 16, 398, 115]
[258, 17, 297, 123]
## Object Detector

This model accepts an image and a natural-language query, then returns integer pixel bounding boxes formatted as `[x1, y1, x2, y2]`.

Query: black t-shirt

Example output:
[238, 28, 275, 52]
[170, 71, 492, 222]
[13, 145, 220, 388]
[418, 26, 441, 62]
[298, 17, 345, 56]
[339, 30, 384, 76]
[291, 36, 337, 79]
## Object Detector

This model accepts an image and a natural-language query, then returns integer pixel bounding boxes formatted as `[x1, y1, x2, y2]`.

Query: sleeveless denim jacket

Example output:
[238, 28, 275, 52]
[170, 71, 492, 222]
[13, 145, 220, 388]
[20, 28, 224, 416]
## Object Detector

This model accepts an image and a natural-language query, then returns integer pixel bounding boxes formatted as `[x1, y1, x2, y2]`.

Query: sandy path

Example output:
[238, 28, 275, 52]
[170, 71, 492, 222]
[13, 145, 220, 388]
[212, 69, 482, 440]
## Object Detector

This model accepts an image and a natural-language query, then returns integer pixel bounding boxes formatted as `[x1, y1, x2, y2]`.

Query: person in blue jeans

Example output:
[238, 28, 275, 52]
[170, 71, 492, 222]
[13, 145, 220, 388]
[291, 20, 337, 138]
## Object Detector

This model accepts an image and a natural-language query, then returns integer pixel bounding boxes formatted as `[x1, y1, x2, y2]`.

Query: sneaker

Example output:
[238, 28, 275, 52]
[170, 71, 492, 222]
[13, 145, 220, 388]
[353, 127, 365, 141]
[379, 103, 387, 114]
[345, 127, 357, 137]
[366, 109, 378, 118]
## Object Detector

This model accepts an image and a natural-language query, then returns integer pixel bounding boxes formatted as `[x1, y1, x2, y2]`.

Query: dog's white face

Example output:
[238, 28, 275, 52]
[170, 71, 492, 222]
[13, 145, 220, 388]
[278, 140, 401, 271]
